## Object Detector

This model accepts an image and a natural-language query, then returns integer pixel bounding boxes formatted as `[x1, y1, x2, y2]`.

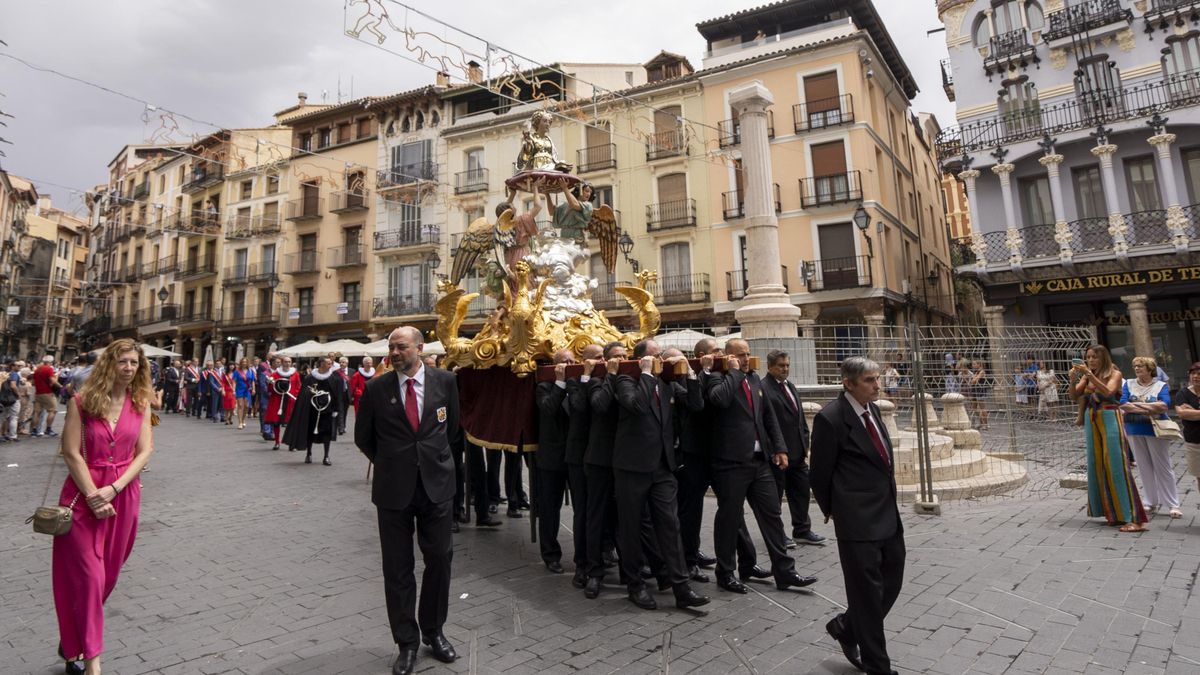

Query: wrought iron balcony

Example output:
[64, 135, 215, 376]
[937, 68, 1200, 159]
[157, 255, 179, 275]
[286, 198, 324, 221]
[181, 165, 224, 194]
[373, 227, 440, 252]
[726, 267, 788, 301]
[646, 198, 696, 231]
[137, 260, 158, 280]
[577, 144, 617, 172]
[377, 163, 437, 190]
[131, 181, 149, 200]
[372, 294, 437, 318]
[284, 303, 363, 326]
[716, 111, 775, 148]
[984, 28, 1036, 74]
[804, 256, 872, 291]
[221, 262, 279, 286]
[941, 59, 954, 102]
[225, 214, 257, 239]
[122, 264, 139, 283]
[177, 256, 217, 281]
[219, 304, 279, 327]
[793, 95, 854, 133]
[181, 210, 221, 234]
[284, 251, 321, 275]
[454, 169, 489, 194]
[52, 273, 72, 290]
[645, 129, 687, 161]
[1043, 0, 1131, 42]
[135, 304, 179, 325]
[330, 189, 370, 213]
[327, 245, 366, 268]
[647, 273, 710, 306]
[721, 185, 781, 220]
[799, 170, 863, 208]
[173, 306, 216, 325]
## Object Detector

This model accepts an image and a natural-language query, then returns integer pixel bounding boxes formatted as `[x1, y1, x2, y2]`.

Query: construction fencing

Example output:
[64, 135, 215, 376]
[742, 324, 1100, 505]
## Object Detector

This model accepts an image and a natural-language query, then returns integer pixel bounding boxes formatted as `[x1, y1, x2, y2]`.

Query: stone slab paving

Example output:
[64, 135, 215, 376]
[3, 412, 1200, 674]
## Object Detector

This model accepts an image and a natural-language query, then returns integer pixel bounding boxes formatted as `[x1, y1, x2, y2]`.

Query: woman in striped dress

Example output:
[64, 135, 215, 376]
[1071, 345, 1148, 532]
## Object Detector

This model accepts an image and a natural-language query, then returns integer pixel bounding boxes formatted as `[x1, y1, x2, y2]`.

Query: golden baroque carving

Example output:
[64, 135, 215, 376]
[1045, 0, 1065, 12]
[1133, 0, 1147, 12]
[1117, 28, 1135, 53]
[1049, 48, 1068, 71]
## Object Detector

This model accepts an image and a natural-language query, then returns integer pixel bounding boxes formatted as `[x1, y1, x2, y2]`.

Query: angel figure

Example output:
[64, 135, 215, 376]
[551, 179, 619, 273]
[450, 184, 543, 298]
[516, 110, 571, 174]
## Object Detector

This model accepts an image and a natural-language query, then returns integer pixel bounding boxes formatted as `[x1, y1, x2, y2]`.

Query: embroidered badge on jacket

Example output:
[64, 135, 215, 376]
[436, 406, 447, 423]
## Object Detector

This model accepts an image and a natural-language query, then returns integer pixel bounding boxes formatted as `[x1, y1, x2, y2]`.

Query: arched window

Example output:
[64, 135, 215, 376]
[999, 76, 1040, 135]
[415, 110, 425, 130]
[430, 110, 440, 127]
[973, 14, 991, 47]
[400, 116, 411, 133]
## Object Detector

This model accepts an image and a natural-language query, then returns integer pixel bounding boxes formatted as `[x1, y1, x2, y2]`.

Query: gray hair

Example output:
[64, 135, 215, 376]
[767, 350, 789, 367]
[841, 356, 880, 384]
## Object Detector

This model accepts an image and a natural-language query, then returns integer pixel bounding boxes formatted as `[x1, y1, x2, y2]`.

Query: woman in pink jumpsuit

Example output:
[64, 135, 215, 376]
[53, 338, 156, 675]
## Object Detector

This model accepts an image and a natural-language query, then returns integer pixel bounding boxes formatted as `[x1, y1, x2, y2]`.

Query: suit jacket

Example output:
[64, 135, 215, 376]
[584, 377, 618, 467]
[809, 392, 901, 542]
[612, 373, 697, 473]
[355, 367, 462, 510]
[762, 376, 810, 462]
[678, 372, 715, 458]
[164, 366, 180, 387]
[704, 369, 788, 464]
[564, 379, 591, 466]
[535, 380, 570, 471]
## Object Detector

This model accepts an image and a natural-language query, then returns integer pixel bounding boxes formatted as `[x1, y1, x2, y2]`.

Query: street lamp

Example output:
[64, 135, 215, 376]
[427, 251, 441, 276]
[853, 205, 874, 259]
[617, 230, 640, 273]
[157, 287, 169, 303]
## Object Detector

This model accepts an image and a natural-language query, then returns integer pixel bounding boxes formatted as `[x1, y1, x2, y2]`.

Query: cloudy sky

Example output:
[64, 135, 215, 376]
[0, 0, 953, 214]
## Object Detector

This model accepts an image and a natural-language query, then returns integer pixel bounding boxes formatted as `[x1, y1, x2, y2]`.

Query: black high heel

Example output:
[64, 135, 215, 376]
[305, 453, 312, 464]
[57, 643, 84, 675]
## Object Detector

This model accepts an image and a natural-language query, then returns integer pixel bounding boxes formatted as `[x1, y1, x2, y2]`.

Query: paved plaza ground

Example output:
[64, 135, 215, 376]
[4, 410, 1200, 674]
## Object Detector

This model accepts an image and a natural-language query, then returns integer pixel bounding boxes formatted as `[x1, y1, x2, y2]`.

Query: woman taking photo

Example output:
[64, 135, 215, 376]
[1121, 356, 1180, 518]
[1177, 363, 1200, 499]
[1072, 345, 1148, 532]
[53, 339, 155, 674]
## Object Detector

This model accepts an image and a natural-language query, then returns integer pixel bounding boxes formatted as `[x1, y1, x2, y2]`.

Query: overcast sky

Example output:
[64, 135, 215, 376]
[0, 0, 953, 214]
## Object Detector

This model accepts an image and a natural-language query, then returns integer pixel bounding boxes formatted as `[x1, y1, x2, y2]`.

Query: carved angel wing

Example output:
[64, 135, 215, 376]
[587, 204, 619, 272]
[450, 216, 497, 285]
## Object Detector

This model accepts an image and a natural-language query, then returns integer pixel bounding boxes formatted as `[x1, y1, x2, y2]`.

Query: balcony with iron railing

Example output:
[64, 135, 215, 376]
[157, 255, 179, 275]
[122, 264, 140, 283]
[377, 163, 437, 190]
[286, 198, 324, 221]
[225, 213, 258, 239]
[177, 256, 218, 281]
[181, 210, 222, 235]
[284, 251, 321, 275]
[803, 255, 873, 291]
[219, 304, 279, 328]
[1146, 0, 1200, 28]
[221, 261, 279, 287]
[799, 170, 863, 208]
[793, 95, 854, 133]
[721, 184, 781, 220]
[726, 266, 788, 301]
[135, 304, 180, 325]
[330, 189, 370, 213]
[173, 306, 216, 325]
[181, 165, 224, 194]
[328, 244, 367, 268]
[649, 273, 710, 306]
[645, 129, 687, 161]
[52, 273, 72, 290]
[454, 169, 489, 194]
[137, 259, 158, 280]
[131, 181, 149, 200]
[984, 28, 1035, 70]
[940, 59, 954, 102]
[646, 198, 697, 231]
[577, 144, 617, 172]
[284, 301, 365, 325]
[372, 293, 437, 318]
[1042, 0, 1131, 42]
[374, 227, 440, 253]
[717, 111, 775, 147]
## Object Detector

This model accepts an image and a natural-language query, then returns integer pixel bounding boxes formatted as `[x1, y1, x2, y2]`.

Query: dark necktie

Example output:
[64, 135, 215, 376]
[742, 378, 761, 445]
[782, 381, 797, 412]
[405, 379, 420, 430]
[863, 411, 890, 467]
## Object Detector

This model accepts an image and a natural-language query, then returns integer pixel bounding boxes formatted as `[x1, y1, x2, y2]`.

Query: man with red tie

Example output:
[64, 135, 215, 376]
[811, 356, 904, 675]
[356, 326, 461, 675]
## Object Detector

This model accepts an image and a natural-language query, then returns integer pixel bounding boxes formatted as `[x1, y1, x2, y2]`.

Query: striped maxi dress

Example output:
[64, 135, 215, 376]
[1083, 391, 1148, 525]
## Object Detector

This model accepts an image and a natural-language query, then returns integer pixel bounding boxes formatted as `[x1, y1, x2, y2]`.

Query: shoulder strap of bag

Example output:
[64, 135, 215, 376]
[38, 400, 86, 507]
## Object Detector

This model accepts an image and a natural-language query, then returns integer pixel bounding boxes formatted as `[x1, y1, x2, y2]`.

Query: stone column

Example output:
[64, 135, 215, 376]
[730, 82, 800, 339]
[173, 336, 185, 359]
[1091, 144, 1130, 257]
[992, 162, 1023, 267]
[1148, 133, 1192, 251]
[981, 304, 1008, 405]
[1038, 154, 1074, 261]
[959, 169, 989, 266]
[1121, 294, 1154, 359]
[864, 314, 888, 361]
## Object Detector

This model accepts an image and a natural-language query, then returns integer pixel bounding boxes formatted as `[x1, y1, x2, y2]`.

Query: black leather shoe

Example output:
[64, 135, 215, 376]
[488, 503, 499, 514]
[795, 531, 827, 545]
[304, 453, 312, 464]
[545, 560, 564, 574]
[638, 565, 654, 579]
[776, 571, 818, 591]
[717, 576, 748, 594]
[688, 565, 710, 583]
[695, 551, 717, 568]
[392, 647, 419, 675]
[584, 576, 602, 599]
[58, 643, 84, 675]
[783, 536, 797, 550]
[572, 570, 587, 589]
[476, 516, 503, 527]
[506, 508, 524, 518]
[674, 584, 711, 609]
[657, 576, 673, 593]
[826, 616, 864, 671]
[602, 550, 619, 568]
[454, 510, 470, 524]
[422, 631, 458, 663]
[450, 520, 460, 534]
[628, 587, 657, 610]
[738, 565, 772, 582]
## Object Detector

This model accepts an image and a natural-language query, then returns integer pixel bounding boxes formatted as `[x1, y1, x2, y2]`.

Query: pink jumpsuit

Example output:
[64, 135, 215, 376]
[52, 397, 144, 661]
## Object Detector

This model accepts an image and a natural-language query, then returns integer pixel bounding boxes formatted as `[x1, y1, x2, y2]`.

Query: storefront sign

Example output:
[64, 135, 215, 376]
[1106, 308, 1200, 325]
[1021, 265, 1200, 295]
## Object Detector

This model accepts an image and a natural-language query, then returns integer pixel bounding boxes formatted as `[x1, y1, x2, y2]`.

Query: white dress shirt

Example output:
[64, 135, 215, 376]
[846, 394, 884, 441]
[397, 364, 426, 423]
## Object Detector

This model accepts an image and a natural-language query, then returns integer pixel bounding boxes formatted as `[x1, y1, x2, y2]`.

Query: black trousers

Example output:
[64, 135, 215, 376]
[376, 477, 453, 648]
[712, 456, 795, 581]
[536, 467, 568, 564]
[771, 457, 814, 537]
[566, 464, 588, 570]
[465, 442, 490, 521]
[162, 385, 179, 413]
[613, 464, 688, 590]
[583, 463, 618, 578]
[452, 443, 465, 517]
[837, 530, 906, 674]
[677, 454, 758, 570]
[486, 449, 527, 505]
[189, 388, 204, 417]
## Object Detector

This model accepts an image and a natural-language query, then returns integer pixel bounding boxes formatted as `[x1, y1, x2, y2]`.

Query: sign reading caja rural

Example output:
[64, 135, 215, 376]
[1021, 266, 1200, 295]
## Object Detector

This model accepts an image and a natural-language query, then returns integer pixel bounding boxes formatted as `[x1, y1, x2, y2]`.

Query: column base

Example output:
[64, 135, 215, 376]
[735, 294, 801, 339]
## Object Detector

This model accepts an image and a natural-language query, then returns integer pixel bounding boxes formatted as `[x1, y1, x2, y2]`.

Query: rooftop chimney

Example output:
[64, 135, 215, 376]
[467, 61, 483, 85]
[436, 71, 450, 87]
[298, 92, 308, 105]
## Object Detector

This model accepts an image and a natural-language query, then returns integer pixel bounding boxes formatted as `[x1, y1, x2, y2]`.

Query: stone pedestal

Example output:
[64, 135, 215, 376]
[802, 401, 820, 436]
[940, 392, 982, 450]
[906, 393, 941, 432]
[877, 398, 901, 440]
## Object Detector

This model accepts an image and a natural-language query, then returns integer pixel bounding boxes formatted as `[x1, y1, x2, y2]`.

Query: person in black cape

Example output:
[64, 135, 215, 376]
[283, 356, 346, 465]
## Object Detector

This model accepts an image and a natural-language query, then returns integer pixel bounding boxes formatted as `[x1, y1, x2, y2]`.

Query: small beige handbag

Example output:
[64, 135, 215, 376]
[25, 426, 85, 536]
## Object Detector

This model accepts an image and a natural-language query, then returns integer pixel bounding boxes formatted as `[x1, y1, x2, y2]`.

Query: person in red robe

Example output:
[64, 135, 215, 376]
[264, 356, 301, 450]
[349, 355, 376, 413]
[221, 368, 237, 425]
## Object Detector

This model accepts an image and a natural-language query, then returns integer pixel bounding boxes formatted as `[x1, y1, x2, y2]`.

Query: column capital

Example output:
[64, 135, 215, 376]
[990, 163, 1015, 176]
[1148, 133, 1177, 147]
[863, 314, 886, 326]
[728, 82, 774, 113]
[1120, 293, 1149, 308]
[958, 169, 980, 182]
[1090, 144, 1118, 158]
[1037, 153, 1064, 167]
[982, 305, 1006, 322]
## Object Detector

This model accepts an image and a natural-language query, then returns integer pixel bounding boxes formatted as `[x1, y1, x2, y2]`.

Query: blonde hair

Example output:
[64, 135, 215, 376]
[1132, 355, 1158, 373]
[78, 339, 155, 418]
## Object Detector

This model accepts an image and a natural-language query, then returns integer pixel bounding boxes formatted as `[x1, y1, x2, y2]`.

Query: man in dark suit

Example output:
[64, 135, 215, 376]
[355, 326, 461, 675]
[611, 339, 709, 611]
[535, 348, 575, 575]
[581, 341, 625, 598]
[705, 339, 817, 595]
[811, 356, 904, 675]
[162, 360, 181, 414]
[565, 344, 603, 589]
[762, 350, 825, 547]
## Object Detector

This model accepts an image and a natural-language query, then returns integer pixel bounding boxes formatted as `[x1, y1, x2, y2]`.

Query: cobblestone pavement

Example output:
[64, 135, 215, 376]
[4, 411, 1200, 674]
